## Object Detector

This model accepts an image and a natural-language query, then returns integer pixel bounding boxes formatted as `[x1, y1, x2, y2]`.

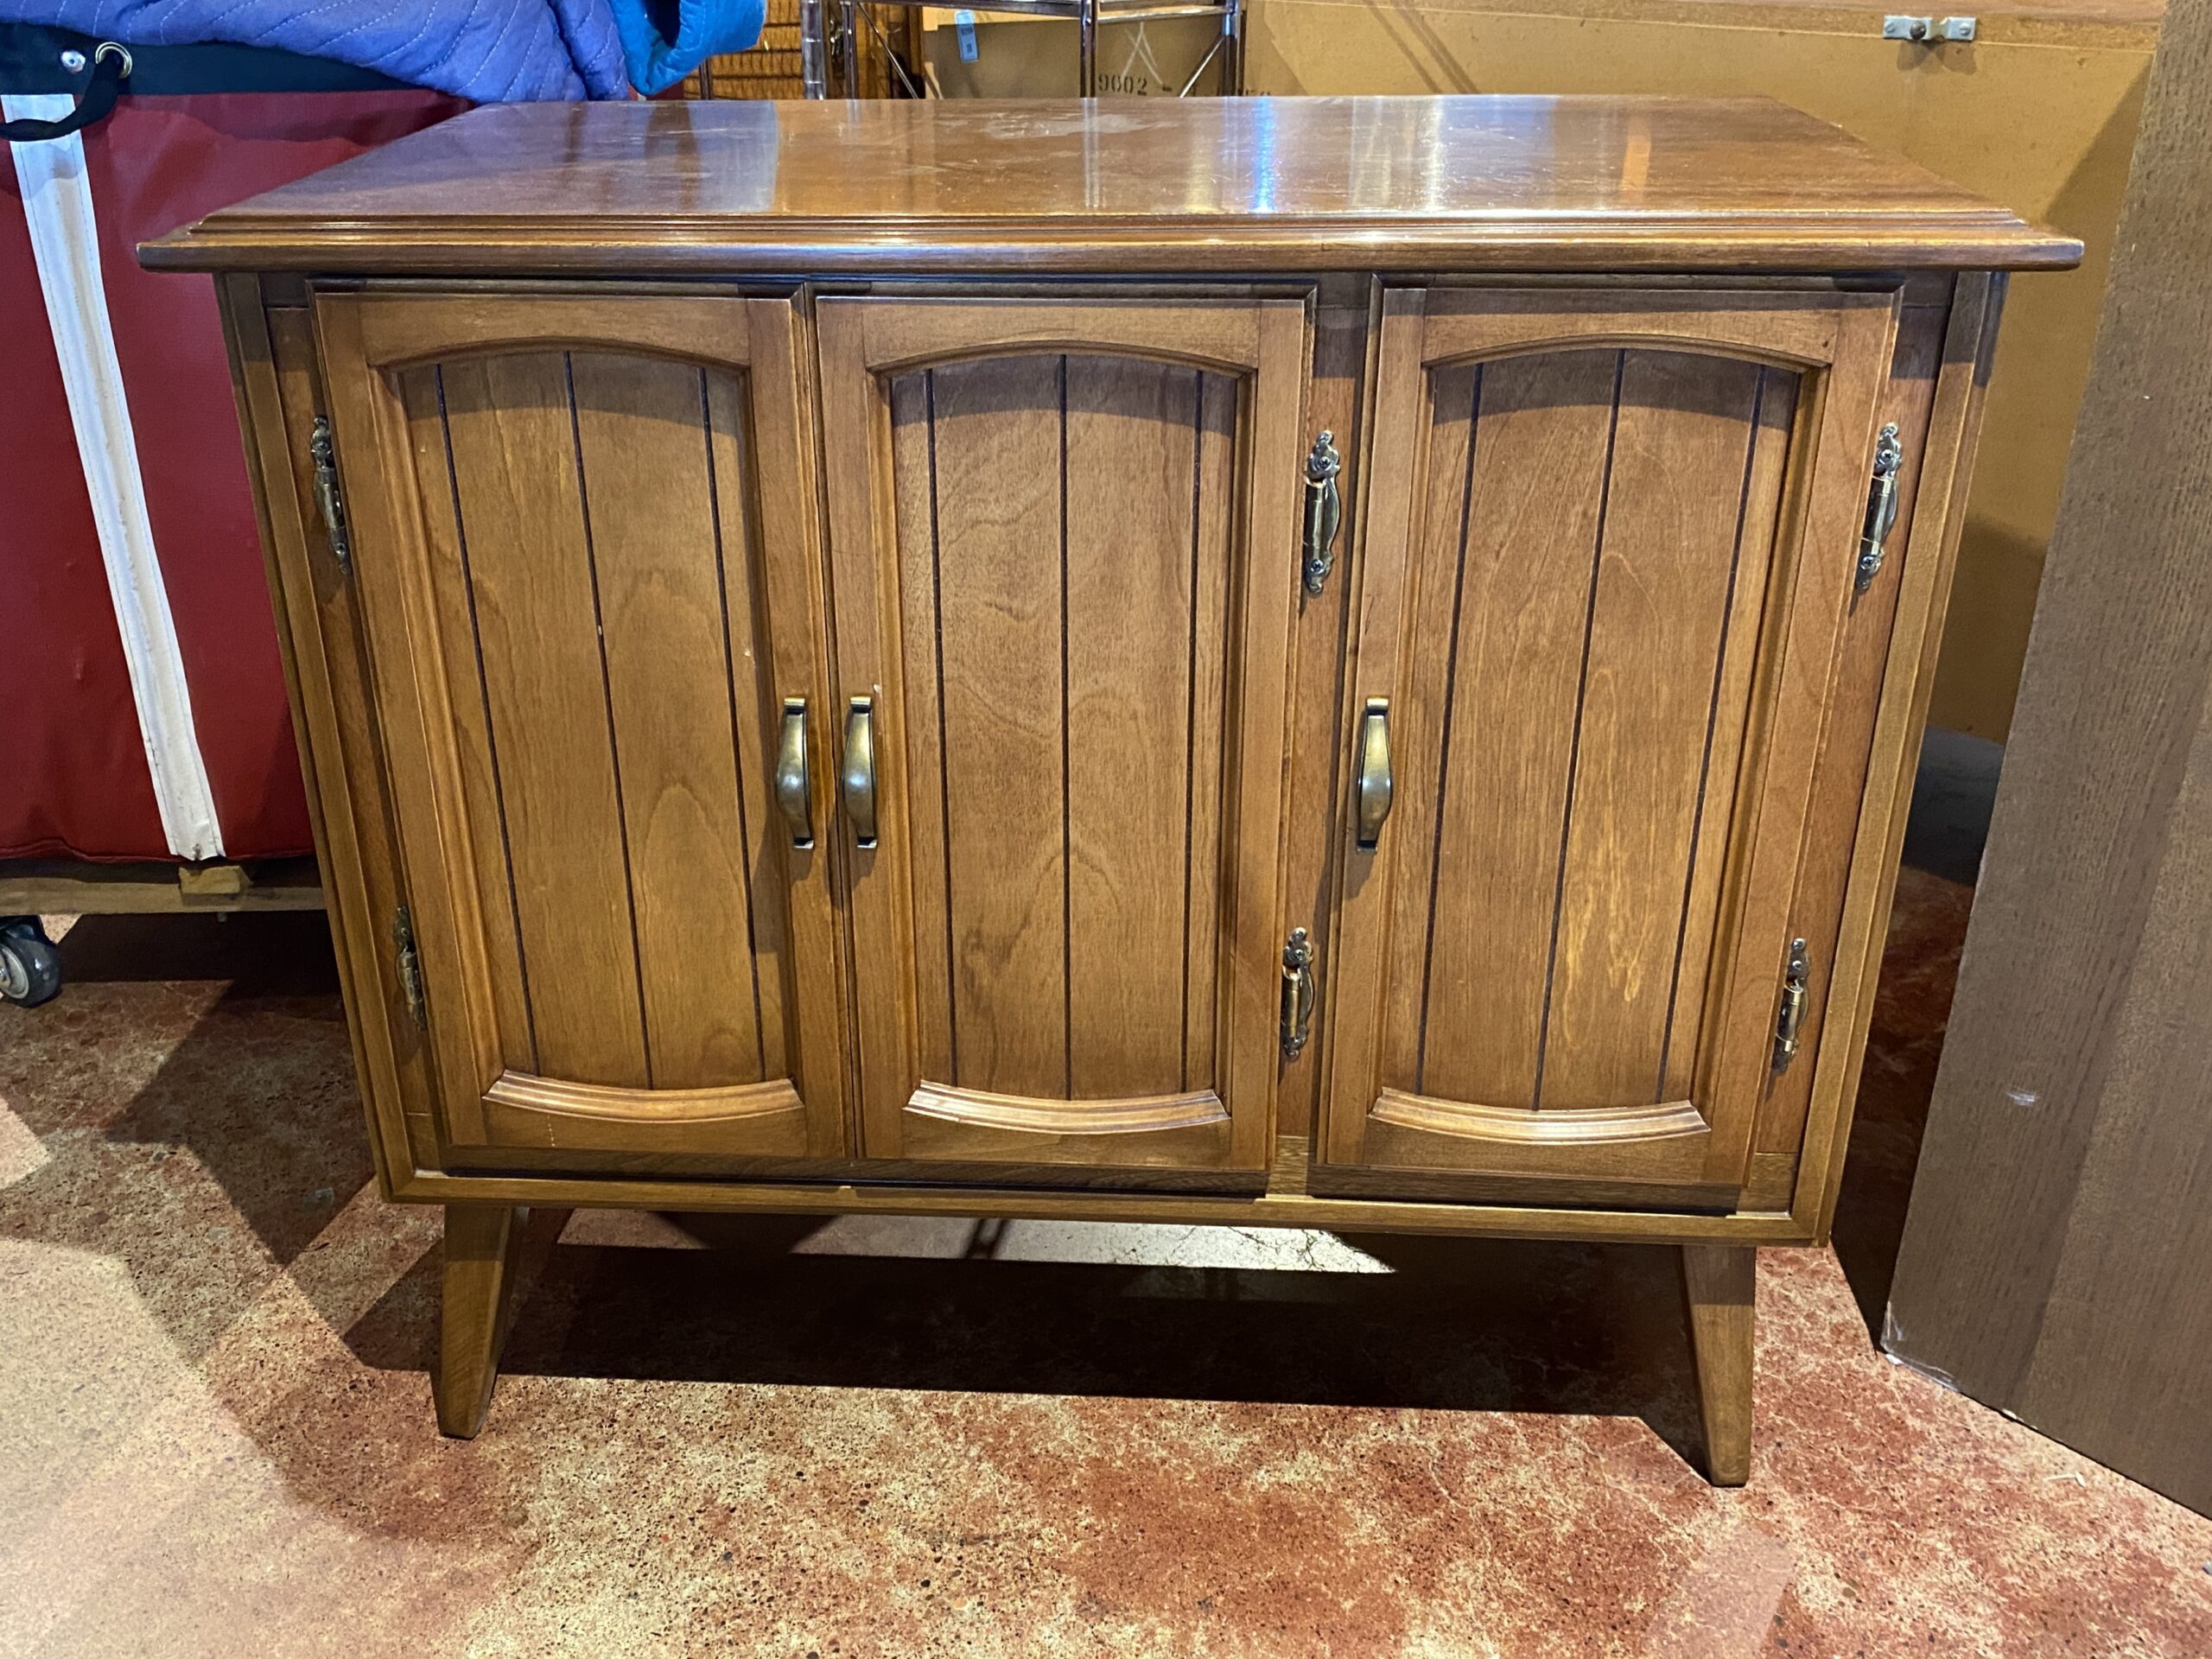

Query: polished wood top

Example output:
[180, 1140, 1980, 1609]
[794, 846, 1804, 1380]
[143, 95, 2078, 276]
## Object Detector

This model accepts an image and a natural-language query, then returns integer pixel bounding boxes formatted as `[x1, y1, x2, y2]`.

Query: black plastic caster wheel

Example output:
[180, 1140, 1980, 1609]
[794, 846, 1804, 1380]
[0, 917, 60, 1007]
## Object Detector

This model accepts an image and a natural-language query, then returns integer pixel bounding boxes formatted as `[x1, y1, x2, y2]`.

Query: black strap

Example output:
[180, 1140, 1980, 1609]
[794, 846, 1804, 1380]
[2, 41, 128, 143]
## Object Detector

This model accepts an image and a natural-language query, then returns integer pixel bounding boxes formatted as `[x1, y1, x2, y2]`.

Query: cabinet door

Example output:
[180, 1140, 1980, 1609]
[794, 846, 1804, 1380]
[818, 297, 1308, 1179]
[1319, 287, 1900, 1206]
[315, 293, 847, 1162]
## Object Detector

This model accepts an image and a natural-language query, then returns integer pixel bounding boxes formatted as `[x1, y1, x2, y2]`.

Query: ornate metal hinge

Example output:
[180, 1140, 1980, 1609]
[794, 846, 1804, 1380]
[309, 415, 353, 577]
[1771, 937, 1810, 1071]
[1854, 423, 1903, 596]
[393, 905, 427, 1031]
[1280, 927, 1316, 1060]
[1300, 430, 1343, 595]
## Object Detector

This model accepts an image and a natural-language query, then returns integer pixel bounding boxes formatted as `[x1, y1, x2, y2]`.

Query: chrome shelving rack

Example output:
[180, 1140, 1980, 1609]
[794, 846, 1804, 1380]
[798, 0, 1244, 99]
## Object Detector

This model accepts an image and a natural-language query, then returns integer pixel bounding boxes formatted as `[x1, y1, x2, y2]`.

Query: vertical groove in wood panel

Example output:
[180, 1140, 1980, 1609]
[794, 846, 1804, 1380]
[437, 353, 646, 1087]
[1662, 372, 1800, 1105]
[1415, 364, 1485, 1095]
[925, 370, 960, 1082]
[698, 365, 768, 1070]
[1181, 367, 1202, 1095]
[1532, 351, 1628, 1111]
[1380, 360, 1476, 1095]
[434, 365, 539, 1075]
[563, 351, 656, 1089]
[1058, 354, 1074, 1102]
[1066, 356, 1205, 1100]
[1541, 350, 1771, 1112]
[706, 368, 792, 1087]
[578, 353, 769, 1089]
[928, 353, 1068, 1100]
[1403, 349, 1618, 1110]
[1182, 374, 1233, 1094]
[1656, 367, 1768, 1100]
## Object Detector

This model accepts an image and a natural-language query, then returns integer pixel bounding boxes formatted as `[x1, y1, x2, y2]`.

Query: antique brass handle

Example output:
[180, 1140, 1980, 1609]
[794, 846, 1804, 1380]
[775, 698, 812, 849]
[1280, 928, 1316, 1060]
[1301, 430, 1343, 595]
[1854, 423, 1903, 595]
[842, 696, 877, 849]
[1353, 698, 1393, 851]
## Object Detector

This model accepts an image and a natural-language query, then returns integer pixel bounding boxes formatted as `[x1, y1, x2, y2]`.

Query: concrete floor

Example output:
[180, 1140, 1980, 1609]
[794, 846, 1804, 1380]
[3, 866, 2211, 1656]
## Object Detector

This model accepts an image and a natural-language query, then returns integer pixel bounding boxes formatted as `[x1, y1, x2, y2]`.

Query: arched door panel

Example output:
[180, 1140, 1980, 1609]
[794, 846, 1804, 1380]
[817, 296, 1310, 1180]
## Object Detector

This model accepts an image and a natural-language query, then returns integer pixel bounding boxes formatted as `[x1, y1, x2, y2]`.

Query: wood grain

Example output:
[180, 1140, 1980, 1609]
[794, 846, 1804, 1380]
[142, 96, 2078, 276]
[821, 296, 1305, 1173]
[570, 352, 764, 1090]
[436, 1203, 529, 1439]
[1681, 1243, 1757, 1485]
[1402, 350, 1618, 1111]
[1887, 0, 2212, 1513]
[1320, 287, 1903, 1198]
[1065, 356, 1210, 1100]
[929, 353, 1070, 1102]
[438, 352, 650, 1088]
[218, 284, 430, 1187]
[1542, 352, 1765, 1111]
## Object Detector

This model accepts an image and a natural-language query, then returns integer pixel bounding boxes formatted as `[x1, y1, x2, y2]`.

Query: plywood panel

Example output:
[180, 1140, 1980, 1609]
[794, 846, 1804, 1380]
[435, 353, 648, 1088]
[929, 353, 1070, 1100]
[1409, 349, 1620, 1109]
[570, 353, 763, 1090]
[1541, 353, 1765, 1111]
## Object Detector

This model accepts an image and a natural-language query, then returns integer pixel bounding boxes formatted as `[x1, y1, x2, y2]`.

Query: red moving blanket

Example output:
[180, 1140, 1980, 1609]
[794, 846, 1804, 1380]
[2, 85, 461, 861]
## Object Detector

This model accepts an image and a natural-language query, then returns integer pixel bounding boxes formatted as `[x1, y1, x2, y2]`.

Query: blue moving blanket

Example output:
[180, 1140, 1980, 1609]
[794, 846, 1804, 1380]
[615, 0, 766, 95]
[0, 0, 635, 101]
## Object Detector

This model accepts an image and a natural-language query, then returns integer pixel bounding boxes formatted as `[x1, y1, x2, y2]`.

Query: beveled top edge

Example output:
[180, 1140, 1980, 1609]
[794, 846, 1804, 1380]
[140, 95, 2082, 276]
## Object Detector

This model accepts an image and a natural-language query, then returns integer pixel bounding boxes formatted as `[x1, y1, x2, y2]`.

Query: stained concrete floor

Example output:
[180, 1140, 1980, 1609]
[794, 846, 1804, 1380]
[3, 866, 2211, 1656]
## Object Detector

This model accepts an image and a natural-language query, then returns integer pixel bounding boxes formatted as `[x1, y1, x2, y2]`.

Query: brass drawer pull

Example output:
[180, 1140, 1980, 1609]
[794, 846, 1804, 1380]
[1281, 927, 1316, 1060]
[842, 696, 878, 849]
[775, 698, 812, 849]
[1354, 698, 1393, 850]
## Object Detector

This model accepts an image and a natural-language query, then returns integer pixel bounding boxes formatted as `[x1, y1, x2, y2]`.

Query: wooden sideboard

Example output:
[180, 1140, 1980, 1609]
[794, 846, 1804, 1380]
[146, 95, 2076, 1483]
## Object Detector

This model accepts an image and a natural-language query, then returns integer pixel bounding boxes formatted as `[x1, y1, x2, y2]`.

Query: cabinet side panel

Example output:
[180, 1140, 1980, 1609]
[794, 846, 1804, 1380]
[218, 278, 435, 1184]
[1796, 276, 2005, 1236]
[1745, 300, 1947, 1199]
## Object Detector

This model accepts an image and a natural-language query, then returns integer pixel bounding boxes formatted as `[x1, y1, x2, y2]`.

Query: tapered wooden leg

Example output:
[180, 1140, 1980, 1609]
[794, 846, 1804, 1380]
[435, 1203, 549, 1439]
[1680, 1243, 1756, 1487]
